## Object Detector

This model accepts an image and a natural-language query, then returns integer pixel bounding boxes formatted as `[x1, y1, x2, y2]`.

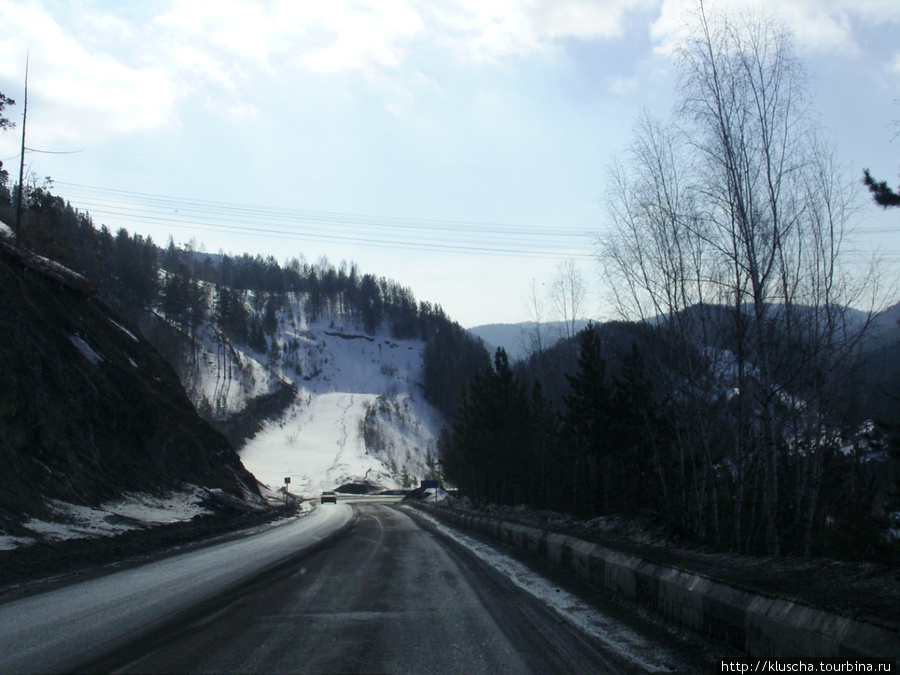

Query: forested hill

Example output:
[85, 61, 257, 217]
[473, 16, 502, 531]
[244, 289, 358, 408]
[0, 223, 262, 527]
[442, 309, 900, 564]
[0, 185, 489, 421]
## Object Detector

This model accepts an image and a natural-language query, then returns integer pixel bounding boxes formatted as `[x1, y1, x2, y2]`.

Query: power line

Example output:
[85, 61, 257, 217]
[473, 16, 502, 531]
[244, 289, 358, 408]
[55, 182, 586, 234]
[24, 146, 85, 155]
[53, 181, 596, 260]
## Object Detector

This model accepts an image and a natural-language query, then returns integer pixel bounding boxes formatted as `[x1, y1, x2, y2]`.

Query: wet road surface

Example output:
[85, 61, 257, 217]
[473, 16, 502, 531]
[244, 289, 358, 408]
[81, 503, 646, 674]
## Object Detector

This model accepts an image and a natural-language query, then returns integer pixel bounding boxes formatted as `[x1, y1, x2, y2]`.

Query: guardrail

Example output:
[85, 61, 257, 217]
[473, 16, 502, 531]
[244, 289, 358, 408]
[410, 501, 900, 662]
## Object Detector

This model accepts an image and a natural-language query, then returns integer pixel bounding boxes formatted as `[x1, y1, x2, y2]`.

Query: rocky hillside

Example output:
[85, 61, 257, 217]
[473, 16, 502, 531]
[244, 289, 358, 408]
[0, 228, 262, 540]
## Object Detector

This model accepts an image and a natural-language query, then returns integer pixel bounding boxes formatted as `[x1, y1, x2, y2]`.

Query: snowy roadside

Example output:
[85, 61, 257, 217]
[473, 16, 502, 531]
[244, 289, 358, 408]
[404, 505, 687, 672]
[409, 500, 900, 635]
[0, 484, 279, 552]
[1, 487, 214, 551]
[0, 494, 303, 593]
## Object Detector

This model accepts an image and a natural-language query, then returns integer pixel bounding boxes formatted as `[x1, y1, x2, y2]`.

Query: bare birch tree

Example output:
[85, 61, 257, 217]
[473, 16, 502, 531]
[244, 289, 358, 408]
[549, 258, 586, 340]
[602, 109, 729, 539]
[522, 278, 548, 358]
[599, 3, 877, 555]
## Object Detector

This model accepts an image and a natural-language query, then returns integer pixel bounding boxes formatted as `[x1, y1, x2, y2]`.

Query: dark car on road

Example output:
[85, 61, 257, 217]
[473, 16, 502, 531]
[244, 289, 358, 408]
[321, 491, 337, 504]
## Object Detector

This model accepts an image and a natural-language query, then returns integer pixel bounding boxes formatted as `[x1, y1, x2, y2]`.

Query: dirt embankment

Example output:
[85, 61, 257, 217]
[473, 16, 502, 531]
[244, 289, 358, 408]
[0, 244, 261, 531]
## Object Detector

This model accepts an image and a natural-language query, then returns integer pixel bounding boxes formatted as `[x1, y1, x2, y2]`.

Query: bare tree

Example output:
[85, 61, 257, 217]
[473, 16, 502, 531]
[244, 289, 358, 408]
[549, 258, 586, 340]
[521, 278, 548, 359]
[598, 3, 877, 555]
[602, 109, 728, 540]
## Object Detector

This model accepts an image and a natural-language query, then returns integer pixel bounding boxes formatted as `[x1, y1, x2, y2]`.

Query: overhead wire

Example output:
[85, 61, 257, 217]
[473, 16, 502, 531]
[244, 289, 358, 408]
[53, 182, 897, 262]
[54, 181, 596, 261]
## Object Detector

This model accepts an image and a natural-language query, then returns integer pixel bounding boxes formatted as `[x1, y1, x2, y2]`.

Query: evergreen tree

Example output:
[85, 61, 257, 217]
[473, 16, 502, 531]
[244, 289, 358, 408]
[529, 381, 560, 510]
[160, 271, 188, 325]
[0, 91, 13, 212]
[863, 169, 900, 208]
[610, 342, 661, 514]
[358, 273, 383, 333]
[563, 323, 612, 516]
[263, 297, 278, 335]
[215, 285, 249, 342]
[422, 317, 490, 418]
[439, 348, 535, 506]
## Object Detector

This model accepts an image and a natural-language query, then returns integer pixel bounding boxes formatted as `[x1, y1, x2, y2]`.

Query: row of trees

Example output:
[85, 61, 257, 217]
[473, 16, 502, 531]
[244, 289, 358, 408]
[441, 5, 897, 561]
[158, 243, 424, 339]
[0, 184, 161, 312]
[597, 5, 885, 557]
[441, 329, 660, 518]
[1, 174, 489, 421]
[442, 319, 897, 561]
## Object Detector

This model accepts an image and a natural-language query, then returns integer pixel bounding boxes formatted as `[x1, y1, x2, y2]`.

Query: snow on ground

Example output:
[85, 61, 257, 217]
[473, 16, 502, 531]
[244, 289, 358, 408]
[3, 299, 441, 549]
[183, 321, 280, 420]
[109, 318, 139, 343]
[0, 487, 216, 550]
[239, 317, 441, 496]
[159, 289, 442, 497]
[69, 334, 104, 366]
[242, 392, 381, 494]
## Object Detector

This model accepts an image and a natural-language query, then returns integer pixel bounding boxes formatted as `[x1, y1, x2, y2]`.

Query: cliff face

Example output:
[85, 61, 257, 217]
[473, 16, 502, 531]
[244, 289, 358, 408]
[0, 240, 260, 528]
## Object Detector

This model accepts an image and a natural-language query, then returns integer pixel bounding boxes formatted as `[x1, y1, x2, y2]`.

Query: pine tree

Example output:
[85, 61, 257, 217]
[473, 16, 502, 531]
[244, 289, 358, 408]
[863, 169, 900, 208]
[610, 341, 661, 514]
[563, 323, 612, 516]
[263, 297, 278, 335]
[0, 91, 14, 211]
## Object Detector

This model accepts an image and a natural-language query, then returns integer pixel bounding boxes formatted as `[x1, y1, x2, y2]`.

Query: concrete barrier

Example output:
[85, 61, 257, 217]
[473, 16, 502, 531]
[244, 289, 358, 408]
[411, 501, 900, 661]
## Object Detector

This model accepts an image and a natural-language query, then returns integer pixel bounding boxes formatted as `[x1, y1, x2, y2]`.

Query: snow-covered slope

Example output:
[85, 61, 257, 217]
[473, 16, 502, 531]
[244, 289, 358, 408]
[175, 291, 443, 497]
[183, 321, 281, 420]
[239, 321, 441, 495]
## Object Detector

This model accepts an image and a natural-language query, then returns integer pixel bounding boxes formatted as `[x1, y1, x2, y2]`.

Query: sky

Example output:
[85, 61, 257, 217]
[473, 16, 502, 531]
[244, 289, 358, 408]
[0, 0, 898, 328]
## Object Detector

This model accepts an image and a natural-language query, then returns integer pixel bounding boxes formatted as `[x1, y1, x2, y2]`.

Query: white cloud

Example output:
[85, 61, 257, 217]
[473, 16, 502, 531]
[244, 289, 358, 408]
[158, 0, 653, 75]
[169, 45, 237, 91]
[532, 0, 656, 41]
[287, 0, 423, 75]
[0, 0, 660, 142]
[157, 0, 274, 64]
[426, 0, 654, 63]
[204, 96, 261, 124]
[609, 75, 639, 96]
[652, 0, 900, 56]
[7, 0, 896, 151]
[891, 53, 900, 78]
[0, 1, 178, 144]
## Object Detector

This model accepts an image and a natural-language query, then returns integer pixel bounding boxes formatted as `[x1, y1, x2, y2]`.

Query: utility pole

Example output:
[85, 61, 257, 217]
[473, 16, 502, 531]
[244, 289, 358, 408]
[14, 54, 28, 242]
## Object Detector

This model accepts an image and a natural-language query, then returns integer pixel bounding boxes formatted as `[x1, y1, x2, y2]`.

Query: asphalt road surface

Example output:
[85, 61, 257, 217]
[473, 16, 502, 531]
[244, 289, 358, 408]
[3, 501, 716, 674]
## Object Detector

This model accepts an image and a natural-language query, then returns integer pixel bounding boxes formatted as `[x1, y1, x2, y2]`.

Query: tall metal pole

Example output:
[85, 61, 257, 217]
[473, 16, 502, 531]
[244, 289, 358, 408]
[14, 54, 28, 242]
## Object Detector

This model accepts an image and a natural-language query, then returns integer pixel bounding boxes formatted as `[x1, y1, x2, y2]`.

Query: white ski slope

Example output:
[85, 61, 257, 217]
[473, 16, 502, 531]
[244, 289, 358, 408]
[238, 319, 442, 496]
[157, 286, 443, 497]
[241, 392, 380, 494]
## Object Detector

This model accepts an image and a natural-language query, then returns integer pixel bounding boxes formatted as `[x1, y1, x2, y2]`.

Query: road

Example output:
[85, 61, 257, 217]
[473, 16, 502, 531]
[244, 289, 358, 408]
[0, 503, 353, 674]
[1, 500, 711, 674]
